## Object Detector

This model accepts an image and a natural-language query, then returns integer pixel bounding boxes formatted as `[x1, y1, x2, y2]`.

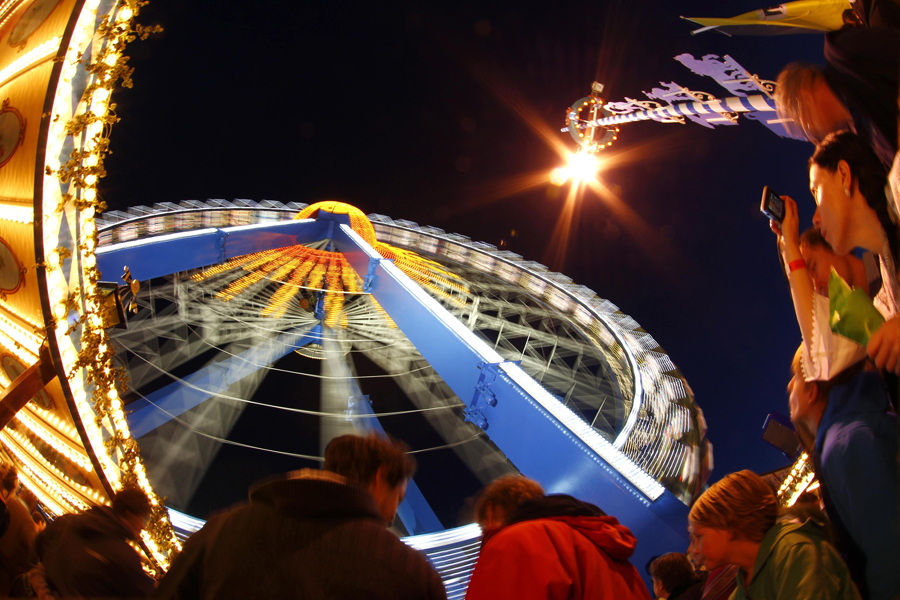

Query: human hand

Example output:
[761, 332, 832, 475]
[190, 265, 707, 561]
[770, 218, 783, 240]
[867, 316, 900, 374]
[780, 196, 801, 250]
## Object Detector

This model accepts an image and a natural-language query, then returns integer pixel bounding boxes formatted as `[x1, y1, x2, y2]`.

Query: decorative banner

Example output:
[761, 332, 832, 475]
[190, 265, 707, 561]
[563, 54, 800, 152]
[682, 0, 851, 36]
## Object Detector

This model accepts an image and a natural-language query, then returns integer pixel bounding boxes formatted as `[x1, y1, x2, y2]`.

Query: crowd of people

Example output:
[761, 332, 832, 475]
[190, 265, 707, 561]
[0, 5, 899, 600]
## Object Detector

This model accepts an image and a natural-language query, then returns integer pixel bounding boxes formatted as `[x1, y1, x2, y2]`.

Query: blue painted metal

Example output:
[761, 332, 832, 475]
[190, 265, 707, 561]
[126, 325, 323, 438]
[342, 375, 444, 535]
[96, 219, 330, 281]
[114, 205, 691, 581]
[330, 221, 689, 578]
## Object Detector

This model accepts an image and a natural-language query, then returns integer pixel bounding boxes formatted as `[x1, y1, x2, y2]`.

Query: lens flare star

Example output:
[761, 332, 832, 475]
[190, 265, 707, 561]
[550, 152, 602, 186]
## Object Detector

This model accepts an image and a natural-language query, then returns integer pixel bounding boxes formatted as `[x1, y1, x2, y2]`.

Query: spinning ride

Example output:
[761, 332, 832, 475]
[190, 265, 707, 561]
[95, 199, 710, 594]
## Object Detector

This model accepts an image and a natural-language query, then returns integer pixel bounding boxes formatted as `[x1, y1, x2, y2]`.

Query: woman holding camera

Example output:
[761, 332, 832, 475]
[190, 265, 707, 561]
[774, 130, 900, 379]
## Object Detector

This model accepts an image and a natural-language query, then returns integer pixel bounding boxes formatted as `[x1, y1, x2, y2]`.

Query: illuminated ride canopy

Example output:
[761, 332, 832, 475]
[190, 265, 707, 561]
[0, 0, 708, 593]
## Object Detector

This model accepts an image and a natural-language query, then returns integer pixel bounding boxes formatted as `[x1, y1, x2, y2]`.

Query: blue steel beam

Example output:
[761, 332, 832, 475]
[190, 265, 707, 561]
[126, 325, 322, 438]
[331, 222, 690, 577]
[96, 219, 330, 281]
[341, 366, 444, 535]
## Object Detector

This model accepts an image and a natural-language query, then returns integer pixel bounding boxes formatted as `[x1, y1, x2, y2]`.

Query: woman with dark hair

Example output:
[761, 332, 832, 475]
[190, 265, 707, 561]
[773, 130, 900, 378]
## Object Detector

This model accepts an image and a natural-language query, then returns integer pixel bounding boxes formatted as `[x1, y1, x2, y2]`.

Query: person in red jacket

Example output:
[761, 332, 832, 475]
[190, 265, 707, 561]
[465, 475, 651, 600]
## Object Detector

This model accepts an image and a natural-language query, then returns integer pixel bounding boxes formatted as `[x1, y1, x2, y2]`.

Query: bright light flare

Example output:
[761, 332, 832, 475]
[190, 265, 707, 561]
[569, 152, 599, 182]
[550, 152, 601, 186]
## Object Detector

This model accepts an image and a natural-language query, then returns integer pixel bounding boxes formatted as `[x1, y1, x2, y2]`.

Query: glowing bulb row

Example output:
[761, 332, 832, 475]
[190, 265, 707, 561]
[5, 426, 102, 503]
[0, 433, 88, 512]
[0, 201, 33, 223]
[0, 298, 42, 329]
[778, 452, 811, 497]
[0, 36, 61, 88]
[786, 471, 817, 507]
[191, 248, 278, 281]
[261, 259, 317, 318]
[15, 411, 92, 471]
[0, 326, 38, 364]
[16, 469, 65, 517]
[0, 0, 23, 30]
[0, 311, 43, 355]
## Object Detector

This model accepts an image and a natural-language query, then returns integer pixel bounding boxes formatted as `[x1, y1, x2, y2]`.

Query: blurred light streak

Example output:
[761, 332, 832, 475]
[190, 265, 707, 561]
[544, 183, 581, 268]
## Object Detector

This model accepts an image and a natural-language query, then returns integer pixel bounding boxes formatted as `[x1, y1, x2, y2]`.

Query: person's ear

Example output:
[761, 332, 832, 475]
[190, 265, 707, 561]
[807, 382, 822, 406]
[375, 465, 388, 486]
[837, 160, 854, 196]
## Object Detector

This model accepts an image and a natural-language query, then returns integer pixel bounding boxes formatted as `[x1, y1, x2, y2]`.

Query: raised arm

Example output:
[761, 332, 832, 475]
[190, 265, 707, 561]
[772, 196, 816, 351]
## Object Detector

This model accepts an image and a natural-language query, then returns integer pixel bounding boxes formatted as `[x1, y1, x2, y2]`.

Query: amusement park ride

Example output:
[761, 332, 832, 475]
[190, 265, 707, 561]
[0, 0, 817, 596]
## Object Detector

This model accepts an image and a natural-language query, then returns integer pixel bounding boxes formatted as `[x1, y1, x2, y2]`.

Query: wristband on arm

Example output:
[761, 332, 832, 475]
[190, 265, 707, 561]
[788, 259, 807, 273]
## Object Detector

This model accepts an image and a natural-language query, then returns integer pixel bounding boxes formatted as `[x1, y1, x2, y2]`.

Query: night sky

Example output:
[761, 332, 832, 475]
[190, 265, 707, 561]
[100, 0, 829, 519]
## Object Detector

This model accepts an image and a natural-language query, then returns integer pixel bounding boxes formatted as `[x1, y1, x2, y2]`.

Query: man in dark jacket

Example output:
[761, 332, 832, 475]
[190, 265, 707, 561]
[466, 475, 650, 600]
[788, 355, 900, 600]
[155, 433, 447, 600]
[39, 486, 155, 598]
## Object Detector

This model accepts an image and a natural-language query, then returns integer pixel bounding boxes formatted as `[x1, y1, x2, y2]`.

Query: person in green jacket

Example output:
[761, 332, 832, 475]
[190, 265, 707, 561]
[688, 470, 860, 600]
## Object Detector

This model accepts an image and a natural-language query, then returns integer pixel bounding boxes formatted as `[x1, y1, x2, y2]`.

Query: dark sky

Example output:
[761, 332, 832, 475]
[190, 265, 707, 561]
[101, 0, 828, 517]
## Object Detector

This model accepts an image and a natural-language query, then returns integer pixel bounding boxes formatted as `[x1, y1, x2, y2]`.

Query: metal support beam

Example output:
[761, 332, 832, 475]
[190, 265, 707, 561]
[0, 343, 56, 430]
[125, 325, 322, 438]
[96, 219, 330, 281]
[331, 221, 690, 573]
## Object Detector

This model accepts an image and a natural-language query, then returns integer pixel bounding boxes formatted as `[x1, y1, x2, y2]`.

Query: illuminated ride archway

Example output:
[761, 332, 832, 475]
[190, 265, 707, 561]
[0, 0, 709, 594]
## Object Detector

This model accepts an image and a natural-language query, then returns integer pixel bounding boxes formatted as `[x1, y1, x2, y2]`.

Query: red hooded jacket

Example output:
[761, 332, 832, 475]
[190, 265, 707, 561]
[466, 496, 651, 600]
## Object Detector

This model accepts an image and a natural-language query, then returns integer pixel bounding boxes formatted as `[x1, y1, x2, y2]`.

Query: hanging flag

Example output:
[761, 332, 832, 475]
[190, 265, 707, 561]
[682, 0, 852, 36]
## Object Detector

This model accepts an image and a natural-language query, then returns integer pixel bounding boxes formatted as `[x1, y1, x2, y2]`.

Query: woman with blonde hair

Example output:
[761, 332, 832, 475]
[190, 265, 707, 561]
[688, 470, 859, 600]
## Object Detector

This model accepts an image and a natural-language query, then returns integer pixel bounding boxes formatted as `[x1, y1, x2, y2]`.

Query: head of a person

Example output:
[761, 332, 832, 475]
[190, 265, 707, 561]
[112, 487, 152, 538]
[809, 131, 890, 256]
[688, 470, 778, 570]
[776, 62, 852, 144]
[787, 346, 830, 431]
[649, 553, 698, 599]
[799, 227, 854, 296]
[473, 475, 544, 530]
[324, 433, 416, 526]
[0, 463, 17, 497]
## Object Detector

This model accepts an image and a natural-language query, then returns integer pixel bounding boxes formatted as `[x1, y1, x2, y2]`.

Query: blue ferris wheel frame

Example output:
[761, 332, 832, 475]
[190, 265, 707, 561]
[97, 204, 693, 595]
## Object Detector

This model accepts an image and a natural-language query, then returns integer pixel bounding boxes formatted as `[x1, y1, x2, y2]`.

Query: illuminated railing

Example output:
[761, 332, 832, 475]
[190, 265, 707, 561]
[369, 215, 702, 502]
[96, 200, 303, 246]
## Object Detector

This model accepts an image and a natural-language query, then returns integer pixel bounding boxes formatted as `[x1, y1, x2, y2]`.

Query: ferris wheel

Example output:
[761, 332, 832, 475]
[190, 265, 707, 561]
[93, 199, 708, 595]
